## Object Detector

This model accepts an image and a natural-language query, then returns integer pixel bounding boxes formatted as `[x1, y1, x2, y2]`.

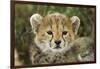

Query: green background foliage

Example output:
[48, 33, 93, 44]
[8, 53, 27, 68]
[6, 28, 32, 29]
[15, 3, 95, 65]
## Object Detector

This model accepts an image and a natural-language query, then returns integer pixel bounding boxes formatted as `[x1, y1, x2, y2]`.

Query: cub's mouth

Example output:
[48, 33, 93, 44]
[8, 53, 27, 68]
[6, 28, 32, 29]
[49, 39, 66, 50]
[54, 45, 61, 49]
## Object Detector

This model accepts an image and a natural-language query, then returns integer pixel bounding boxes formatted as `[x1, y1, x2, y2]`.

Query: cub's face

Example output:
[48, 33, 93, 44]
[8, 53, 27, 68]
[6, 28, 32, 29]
[30, 13, 80, 53]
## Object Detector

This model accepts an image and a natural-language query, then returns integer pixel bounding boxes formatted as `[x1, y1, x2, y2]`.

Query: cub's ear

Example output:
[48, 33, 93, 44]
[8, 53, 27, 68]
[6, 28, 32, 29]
[71, 16, 80, 35]
[30, 14, 43, 34]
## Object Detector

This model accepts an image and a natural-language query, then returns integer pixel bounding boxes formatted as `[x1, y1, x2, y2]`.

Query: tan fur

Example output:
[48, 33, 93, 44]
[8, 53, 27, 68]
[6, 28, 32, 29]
[30, 13, 80, 53]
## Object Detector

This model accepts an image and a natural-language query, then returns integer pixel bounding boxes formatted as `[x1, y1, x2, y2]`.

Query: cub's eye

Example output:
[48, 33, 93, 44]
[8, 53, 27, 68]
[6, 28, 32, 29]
[47, 31, 52, 35]
[62, 31, 67, 35]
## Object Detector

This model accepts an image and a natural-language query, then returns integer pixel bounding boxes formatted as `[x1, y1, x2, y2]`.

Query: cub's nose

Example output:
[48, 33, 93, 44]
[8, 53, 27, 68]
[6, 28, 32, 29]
[55, 40, 61, 45]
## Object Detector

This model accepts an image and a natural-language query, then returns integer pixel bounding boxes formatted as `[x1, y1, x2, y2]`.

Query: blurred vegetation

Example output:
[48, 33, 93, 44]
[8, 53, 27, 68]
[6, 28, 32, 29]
[15, 3, 95, 65]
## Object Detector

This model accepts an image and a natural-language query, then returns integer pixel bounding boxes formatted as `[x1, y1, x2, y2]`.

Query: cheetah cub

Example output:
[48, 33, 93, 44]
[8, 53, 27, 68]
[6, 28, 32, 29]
[29, 13, 94, 64]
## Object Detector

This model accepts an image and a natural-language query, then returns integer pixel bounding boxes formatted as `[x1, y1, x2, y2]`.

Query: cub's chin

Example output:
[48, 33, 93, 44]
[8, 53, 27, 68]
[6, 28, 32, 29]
[49, 48, 65, 53]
